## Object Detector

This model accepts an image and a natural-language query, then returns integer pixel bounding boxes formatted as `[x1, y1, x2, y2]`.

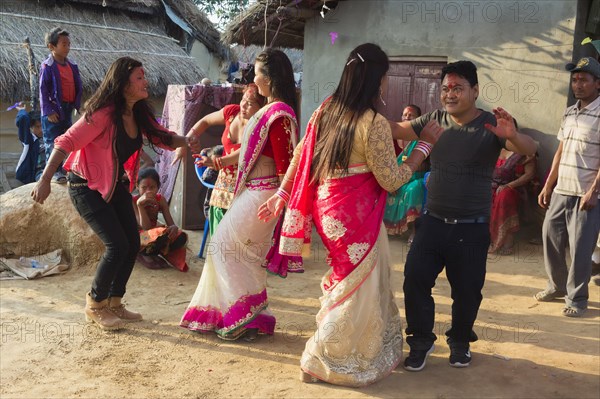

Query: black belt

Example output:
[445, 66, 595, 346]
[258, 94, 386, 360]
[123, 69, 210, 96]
[67, 172, 88, 188]
[67, 172, 128, 188]
[67, 181, 88, 188]
[423, 209, 488, 224]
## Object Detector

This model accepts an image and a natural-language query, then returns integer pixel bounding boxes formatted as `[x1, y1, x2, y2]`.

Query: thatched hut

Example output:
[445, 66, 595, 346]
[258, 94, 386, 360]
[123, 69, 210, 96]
[223, 0, 597, 182]
[222, 0, 326, 49]
[0, 0, 225, 152]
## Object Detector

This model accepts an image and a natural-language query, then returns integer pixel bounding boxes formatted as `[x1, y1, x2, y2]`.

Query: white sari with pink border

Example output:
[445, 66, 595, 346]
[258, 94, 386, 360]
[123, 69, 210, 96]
[180, 102, 297, 340]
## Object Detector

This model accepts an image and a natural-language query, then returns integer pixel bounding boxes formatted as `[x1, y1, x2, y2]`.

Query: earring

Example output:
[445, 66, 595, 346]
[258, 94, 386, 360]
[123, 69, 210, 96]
[379, 89, 387, 106]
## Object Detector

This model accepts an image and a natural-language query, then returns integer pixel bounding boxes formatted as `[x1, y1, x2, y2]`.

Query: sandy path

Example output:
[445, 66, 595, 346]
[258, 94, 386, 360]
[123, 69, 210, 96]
[1, 231, 599, 398]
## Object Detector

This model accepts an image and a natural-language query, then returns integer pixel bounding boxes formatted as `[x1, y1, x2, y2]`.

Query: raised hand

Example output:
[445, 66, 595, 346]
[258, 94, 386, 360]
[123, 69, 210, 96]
[486, 107, 517, 140]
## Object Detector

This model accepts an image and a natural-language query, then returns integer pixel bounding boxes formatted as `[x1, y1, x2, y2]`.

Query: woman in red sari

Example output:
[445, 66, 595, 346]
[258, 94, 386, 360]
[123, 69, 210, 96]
[489, 148, 537, 254]
[172, 84, 266, 235]
[258, 43, 443, 387]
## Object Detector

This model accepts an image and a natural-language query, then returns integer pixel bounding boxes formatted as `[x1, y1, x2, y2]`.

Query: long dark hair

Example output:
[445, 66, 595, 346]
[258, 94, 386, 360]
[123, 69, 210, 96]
[82, 56, 172, 148]
[311, 43, 389, 183]
[255, 49, 298, 116]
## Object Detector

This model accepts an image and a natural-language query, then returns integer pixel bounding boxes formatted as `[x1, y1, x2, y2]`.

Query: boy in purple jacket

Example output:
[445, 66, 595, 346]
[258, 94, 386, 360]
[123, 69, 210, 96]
[39, 27, 82, 184]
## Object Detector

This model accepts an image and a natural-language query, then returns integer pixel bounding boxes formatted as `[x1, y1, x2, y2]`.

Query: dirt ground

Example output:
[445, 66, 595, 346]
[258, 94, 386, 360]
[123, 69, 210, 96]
[1, 227, 599, 399]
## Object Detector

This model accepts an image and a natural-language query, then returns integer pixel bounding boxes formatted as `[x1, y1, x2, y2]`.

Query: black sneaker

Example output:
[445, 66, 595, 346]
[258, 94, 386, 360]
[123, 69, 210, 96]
[404, 344, 435, 372]
[448, 341, 471, 368]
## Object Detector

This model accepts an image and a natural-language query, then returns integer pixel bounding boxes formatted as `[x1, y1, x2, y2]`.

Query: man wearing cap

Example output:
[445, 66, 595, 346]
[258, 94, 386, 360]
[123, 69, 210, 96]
[535, 56, 600, 317]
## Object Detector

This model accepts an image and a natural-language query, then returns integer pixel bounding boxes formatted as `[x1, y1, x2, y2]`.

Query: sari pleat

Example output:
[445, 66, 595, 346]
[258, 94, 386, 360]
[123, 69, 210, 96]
[300, 173, 403, 387]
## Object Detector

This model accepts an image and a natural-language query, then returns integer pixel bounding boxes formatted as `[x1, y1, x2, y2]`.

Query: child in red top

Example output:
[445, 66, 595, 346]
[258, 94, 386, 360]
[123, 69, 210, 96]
[39, 27, 82, 184]
[133, 168, 188, 271]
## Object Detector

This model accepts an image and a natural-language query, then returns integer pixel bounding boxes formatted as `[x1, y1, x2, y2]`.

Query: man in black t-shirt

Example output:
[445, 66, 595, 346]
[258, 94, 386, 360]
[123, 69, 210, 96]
[390, 61, 537, 371]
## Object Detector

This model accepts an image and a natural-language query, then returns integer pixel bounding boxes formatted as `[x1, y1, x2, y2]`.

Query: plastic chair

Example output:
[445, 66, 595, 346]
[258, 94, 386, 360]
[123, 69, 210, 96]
[194, 164, 215, 258]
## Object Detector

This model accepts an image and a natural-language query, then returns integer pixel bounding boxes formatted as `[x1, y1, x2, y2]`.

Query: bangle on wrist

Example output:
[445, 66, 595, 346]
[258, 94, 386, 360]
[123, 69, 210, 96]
[275, 188, 291, 203]
[414, 141, 433, 158]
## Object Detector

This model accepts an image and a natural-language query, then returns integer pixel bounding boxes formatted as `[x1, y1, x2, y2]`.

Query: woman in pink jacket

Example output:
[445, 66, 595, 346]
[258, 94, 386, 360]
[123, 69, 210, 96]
[31, 57, 197, 330]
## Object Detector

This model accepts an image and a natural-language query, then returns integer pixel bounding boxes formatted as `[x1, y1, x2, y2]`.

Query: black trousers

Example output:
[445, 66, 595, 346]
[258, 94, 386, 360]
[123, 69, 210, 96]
[69, 181, 140, 302]
[403, 214, 490, 349]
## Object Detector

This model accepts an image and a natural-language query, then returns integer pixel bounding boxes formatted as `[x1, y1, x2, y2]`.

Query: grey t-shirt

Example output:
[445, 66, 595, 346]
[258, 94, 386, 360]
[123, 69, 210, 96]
[411, 109, 506, 218]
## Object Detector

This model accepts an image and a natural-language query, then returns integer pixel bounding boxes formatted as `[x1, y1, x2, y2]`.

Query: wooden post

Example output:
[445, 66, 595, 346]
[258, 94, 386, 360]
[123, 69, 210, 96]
[23, 37, 39, 112]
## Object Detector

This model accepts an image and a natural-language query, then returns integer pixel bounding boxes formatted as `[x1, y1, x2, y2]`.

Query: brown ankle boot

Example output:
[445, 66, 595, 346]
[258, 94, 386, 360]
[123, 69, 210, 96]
[108, 297, 143, 322]
[300, 370, 321, 383]
[85, 293, 123, 330]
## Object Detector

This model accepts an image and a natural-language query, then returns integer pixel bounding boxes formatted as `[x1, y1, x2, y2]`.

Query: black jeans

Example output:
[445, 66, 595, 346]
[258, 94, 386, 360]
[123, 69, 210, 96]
[69, 180, 140, 302]
[403, 214, 490, 349]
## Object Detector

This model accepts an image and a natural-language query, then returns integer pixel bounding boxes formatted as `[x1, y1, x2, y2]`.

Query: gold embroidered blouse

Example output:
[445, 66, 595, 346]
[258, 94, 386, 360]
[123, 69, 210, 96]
[290, 110, 412, 192]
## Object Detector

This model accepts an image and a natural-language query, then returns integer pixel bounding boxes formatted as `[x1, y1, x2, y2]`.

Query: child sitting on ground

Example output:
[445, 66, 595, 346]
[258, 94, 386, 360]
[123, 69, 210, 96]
[133, 168, 188, 271]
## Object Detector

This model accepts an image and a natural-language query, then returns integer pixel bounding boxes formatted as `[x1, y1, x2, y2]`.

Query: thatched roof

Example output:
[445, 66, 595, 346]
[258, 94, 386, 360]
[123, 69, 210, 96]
[0, 0, 223, 102]
[66, 0, 161, 14]
[222, 0, 346, 49]
[68, 0, 225, 56]
[232, 45, 303, 72]
[161, 0, 225, 57]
